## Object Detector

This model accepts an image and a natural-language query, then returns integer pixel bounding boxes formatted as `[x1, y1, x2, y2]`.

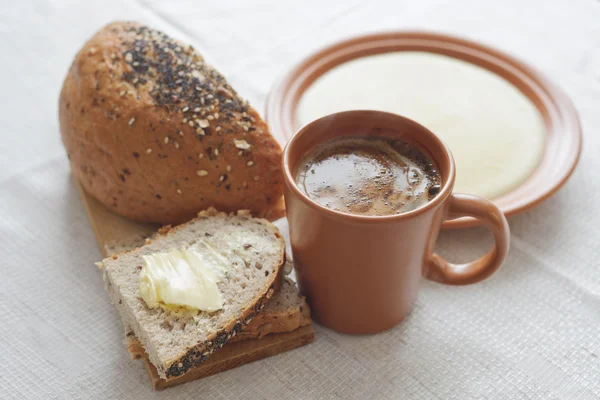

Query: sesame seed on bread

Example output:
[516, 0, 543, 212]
[60, 21, 283, 224]
[100, 208, 285, 379]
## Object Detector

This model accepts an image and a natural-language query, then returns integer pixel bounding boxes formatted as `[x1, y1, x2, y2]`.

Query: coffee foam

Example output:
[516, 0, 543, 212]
[296, 137, 441, 216]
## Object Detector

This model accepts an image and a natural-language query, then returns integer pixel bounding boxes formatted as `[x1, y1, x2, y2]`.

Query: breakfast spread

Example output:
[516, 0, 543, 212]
[295, 137, 441, 215]
[60, 21, 579, 391]
[296, 52, 546, 200]
[59, 21, 284, 225]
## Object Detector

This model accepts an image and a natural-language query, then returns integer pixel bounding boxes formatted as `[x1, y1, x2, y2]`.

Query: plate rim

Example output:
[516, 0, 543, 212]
[265, 31, 582, 229]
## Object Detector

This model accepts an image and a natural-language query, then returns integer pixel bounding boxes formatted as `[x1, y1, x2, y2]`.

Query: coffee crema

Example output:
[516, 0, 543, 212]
[295, 137, 442, 216]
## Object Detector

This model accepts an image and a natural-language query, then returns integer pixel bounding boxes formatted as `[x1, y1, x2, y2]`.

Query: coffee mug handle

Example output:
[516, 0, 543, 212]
[426, 193, 510, 285]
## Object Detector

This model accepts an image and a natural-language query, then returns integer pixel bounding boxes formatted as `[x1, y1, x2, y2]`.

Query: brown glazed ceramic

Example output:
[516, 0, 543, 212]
[282, 110, 510, 334]
[267, 31, 582, 228]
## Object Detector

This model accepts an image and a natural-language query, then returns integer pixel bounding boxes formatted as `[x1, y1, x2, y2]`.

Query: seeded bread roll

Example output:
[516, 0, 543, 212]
[60, 21, 283, 224]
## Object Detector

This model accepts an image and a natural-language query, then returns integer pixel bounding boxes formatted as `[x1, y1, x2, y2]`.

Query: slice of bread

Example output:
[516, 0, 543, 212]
[126, 278, 312, 358]
[101, 208, 285, 379]
[229, 277, 311, 342]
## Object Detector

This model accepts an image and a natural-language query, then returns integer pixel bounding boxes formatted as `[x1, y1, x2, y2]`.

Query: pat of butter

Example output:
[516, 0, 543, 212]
[139, 242, 227, 311]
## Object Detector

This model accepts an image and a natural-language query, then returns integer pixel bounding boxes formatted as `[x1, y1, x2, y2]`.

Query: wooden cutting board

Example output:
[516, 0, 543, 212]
[75, 180, 158, 256]
[75, 180, 314, 389]
[75, 180, 287, 256]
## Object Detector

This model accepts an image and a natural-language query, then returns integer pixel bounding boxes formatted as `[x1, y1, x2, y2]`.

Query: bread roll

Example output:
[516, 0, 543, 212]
[60, 21, 283, 224]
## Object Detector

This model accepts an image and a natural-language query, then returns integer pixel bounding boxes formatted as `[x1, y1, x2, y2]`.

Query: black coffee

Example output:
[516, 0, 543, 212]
[295, 137, 441, 216]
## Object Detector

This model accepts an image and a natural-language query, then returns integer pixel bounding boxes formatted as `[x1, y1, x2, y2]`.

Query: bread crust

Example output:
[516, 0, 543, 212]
[60, 21, 283, 224]
[103, 208, 286, 378]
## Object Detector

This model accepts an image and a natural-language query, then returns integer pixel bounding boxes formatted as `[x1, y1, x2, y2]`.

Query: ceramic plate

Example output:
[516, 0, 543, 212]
[265, 31, 582, 228]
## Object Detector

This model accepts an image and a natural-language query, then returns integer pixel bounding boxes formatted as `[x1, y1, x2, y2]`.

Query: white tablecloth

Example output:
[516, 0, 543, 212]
[1, 1, 599, 399]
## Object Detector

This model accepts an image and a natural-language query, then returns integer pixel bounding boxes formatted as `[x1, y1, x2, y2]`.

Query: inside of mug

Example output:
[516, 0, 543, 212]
[286, 110, 455, 197]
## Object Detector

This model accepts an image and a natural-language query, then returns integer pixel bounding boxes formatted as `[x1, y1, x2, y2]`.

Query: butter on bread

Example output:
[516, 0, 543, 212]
[60, 21, 283, 224]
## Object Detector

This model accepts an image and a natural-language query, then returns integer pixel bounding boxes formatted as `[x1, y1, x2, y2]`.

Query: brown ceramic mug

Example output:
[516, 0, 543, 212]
[282, 110, 510, 334]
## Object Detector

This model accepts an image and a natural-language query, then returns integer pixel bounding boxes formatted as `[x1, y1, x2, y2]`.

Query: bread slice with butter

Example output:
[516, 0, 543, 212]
[126, 278, 312, 358]
[101, 208, 285, 379]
